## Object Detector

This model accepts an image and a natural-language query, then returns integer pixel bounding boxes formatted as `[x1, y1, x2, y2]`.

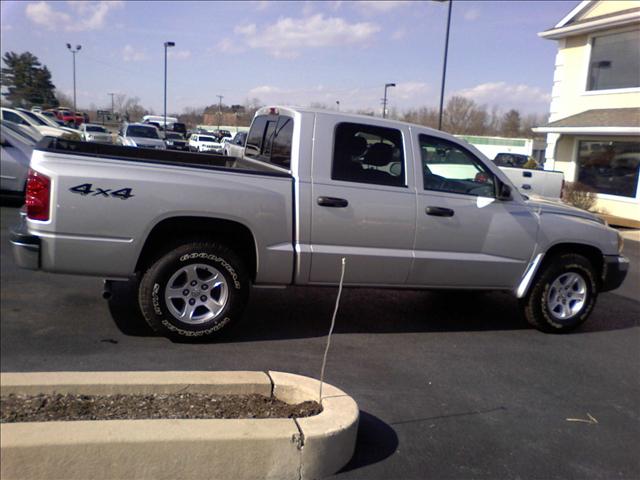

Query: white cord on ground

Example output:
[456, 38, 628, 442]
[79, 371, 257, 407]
[319, 257, 346, 406]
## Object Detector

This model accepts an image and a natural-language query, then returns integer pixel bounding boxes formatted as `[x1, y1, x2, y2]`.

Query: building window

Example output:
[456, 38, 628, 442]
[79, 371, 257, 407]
[587, 30, 640, 91]
[577, 140, 640, 198]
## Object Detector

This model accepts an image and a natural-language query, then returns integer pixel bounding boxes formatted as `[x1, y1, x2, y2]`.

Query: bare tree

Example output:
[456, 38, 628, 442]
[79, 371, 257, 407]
[443, 96, 483, 134]
[55, 90, 73, 108]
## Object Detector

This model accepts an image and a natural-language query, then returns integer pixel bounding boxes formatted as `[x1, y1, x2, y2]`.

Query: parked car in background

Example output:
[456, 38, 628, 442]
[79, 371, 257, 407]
[223, 131, 247, 157]
[53, 108, 84, 127]
[2, 107, 73, 138]
[168, 122, 187, 136]
[30, 106, 42, 113]
[117, 123, 166, 149]
[491, 151, 564, 199]
[164, 132, 188, 151]
[188, 133, 223, 153]
[16, 109, 79, 137]
[0, 120, 41, 195]
[493, 153, 533, 168]
[41, 111, 66, 126]
[79, 123, 114, 144]
[215, 129, 232, 139]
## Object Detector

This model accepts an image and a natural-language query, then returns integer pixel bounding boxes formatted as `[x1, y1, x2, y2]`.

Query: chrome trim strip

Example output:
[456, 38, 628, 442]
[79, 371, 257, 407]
[515, 253, 544, 298]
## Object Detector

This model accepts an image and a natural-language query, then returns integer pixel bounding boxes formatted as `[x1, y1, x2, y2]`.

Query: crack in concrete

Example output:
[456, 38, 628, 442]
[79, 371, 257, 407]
[264, 371, 275, 398]
[293, 418, 305, 480]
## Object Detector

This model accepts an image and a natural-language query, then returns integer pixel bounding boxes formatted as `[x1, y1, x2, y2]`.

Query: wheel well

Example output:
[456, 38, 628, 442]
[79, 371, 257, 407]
[135, 217, 257, 280]
[543, 243, 604, 279]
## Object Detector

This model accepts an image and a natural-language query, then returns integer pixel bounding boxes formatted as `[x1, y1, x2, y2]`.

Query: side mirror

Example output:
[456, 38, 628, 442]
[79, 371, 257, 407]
[497, 181, 512, 201]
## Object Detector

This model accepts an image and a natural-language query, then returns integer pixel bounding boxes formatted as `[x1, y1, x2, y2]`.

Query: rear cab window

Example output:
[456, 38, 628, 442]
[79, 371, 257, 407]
[245, 114, 294, 170]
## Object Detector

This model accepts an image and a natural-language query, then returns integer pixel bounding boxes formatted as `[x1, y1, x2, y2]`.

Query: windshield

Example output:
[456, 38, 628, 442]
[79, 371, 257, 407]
[19, 110, 47, 126]
[34, 112, 62, 127]
[126, 125, 159, 139]
[165, 132, 182, 139]
[199, 136, 217, 142]
[85, 125, 107, 133]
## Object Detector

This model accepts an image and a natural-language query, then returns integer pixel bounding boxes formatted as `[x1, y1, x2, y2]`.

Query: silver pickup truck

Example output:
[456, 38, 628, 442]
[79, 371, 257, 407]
[11, 106, 628, 341]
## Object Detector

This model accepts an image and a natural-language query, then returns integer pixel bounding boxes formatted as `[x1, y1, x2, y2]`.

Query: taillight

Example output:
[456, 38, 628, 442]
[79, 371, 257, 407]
[26, 168, 51, 221]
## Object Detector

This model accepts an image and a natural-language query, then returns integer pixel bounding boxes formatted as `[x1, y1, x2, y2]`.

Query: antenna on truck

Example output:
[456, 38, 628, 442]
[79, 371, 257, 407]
[318, 257, 346, 405]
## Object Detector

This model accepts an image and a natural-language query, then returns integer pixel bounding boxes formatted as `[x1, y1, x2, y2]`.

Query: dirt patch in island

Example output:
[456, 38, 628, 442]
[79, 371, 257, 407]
[1, 393, 322, 423]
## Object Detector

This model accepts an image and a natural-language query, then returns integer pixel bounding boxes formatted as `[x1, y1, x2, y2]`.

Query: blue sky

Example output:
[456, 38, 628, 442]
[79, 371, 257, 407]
[0, 0, 578, 115]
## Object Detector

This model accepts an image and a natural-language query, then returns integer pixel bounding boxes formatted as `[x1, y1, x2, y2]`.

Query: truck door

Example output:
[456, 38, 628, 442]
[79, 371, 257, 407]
[309, 119, 416, 285]
[408, 133, 538, 289]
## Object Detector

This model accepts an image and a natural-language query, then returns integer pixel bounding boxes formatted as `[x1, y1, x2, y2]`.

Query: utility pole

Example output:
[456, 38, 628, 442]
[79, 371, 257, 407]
[438, 0, 453, 131]
[336, 100, 340, 111]
[66, 44, 81, 115]
[217, 95, 223, 131]
[164, 41, 175, 132]
[382, 83, 396, 118]
[108, 93, 115, 114]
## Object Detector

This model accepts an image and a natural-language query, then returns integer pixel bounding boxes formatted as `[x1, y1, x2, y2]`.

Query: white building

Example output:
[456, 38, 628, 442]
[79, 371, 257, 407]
[534, 0, 640, 227]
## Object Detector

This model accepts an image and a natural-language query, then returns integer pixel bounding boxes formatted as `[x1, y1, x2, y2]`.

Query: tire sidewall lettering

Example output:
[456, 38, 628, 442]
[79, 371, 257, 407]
[152, 283, 163, 315]
[179, 252, 241, 289]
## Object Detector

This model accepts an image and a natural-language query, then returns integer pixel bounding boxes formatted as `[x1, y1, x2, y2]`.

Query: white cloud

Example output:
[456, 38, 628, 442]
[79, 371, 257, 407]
[168, 49, 191, 60]
[463, 8, 480, 21]
[453, 82, 551, 112]
[354, 1, 412, 13]
[234, 14, 380, 59]
[250, 1, 270, 11]
[391, 28, 407, 40]
[215, 38, 245, 54]
[122, 44, 148, 62]
[25, 1, 122, 32]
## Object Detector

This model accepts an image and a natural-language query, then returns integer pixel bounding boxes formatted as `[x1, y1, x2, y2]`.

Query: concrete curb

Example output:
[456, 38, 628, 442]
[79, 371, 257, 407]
[0, 371, 359, 480]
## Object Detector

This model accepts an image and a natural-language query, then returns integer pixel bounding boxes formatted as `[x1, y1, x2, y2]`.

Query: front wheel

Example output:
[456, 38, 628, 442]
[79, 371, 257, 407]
[138, 242, 249, 341]
[521, 254, 598, 333]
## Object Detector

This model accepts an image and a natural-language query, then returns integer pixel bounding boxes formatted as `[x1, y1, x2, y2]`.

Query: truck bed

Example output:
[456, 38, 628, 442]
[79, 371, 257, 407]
[36, 137, 288, 177]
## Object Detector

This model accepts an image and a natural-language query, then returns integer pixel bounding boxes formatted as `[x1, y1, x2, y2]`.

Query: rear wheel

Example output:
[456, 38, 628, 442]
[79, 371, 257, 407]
[138, 241, 249, 341]
[521, 253, 598, 333]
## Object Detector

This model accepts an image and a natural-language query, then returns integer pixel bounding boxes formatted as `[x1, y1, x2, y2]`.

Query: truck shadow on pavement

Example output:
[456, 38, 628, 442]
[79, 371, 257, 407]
[107, 282, 639, 341]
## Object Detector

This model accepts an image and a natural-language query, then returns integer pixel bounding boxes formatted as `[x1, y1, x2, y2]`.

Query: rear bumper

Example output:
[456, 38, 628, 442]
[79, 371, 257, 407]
[10, 213, 40, 270]
[601, 255, 629, 292]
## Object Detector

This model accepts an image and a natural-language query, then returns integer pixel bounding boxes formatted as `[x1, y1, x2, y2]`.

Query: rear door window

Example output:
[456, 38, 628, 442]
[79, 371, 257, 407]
[331, 122, 405, 187]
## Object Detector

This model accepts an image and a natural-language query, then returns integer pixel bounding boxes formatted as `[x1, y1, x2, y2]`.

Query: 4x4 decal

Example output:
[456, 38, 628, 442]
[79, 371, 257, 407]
[69, 183, 134, 200]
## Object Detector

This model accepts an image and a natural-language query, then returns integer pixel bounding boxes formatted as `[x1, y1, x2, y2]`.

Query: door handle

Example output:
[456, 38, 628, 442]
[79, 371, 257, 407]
[523, 171, 532, 178]
[425, 206, 454, 217]
[317, 196, 349, 208]
[521, 184, 532, 190]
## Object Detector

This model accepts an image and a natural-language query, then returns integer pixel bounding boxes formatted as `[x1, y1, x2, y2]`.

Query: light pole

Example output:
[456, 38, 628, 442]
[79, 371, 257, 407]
[107, 93, 115, 114]
[217, 95, 223, 131]
[164, 41, 175, 133]
[66, 44, 81, 114]
[438, 0, 453, 130]
[382, 83, 395, 118]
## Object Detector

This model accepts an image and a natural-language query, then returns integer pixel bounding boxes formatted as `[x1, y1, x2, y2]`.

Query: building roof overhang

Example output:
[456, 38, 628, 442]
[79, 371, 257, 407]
[539, 6, 640, 40]
[533, 108, 640, 134]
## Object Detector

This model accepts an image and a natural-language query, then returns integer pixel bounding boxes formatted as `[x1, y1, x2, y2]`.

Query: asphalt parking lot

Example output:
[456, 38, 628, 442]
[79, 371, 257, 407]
[1, 203, 639, 479]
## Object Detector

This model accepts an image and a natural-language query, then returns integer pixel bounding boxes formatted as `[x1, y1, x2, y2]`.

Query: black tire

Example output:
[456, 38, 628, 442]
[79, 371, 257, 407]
[521, 253, 598, 333]
[138, 241, 249, 341]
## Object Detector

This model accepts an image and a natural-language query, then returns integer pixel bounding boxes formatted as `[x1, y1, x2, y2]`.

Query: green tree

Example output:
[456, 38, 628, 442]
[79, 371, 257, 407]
[1, 51, 58, 108]
[501, 109, 522, 137]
